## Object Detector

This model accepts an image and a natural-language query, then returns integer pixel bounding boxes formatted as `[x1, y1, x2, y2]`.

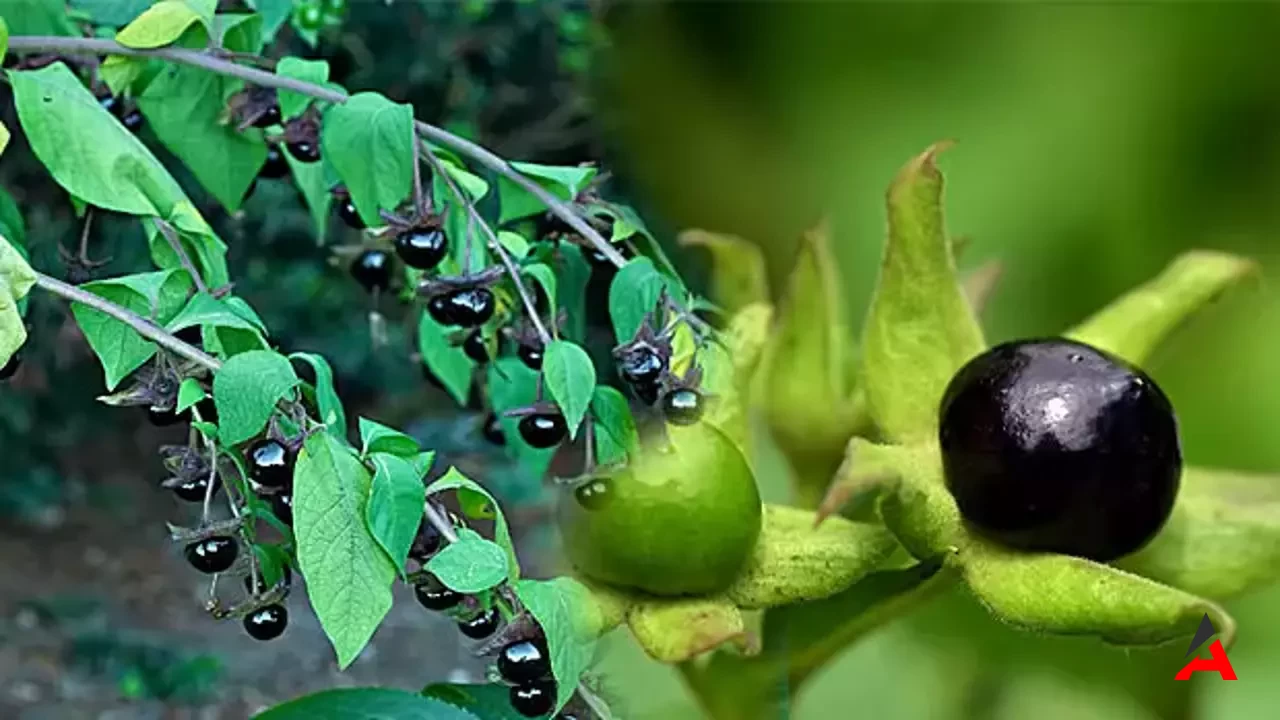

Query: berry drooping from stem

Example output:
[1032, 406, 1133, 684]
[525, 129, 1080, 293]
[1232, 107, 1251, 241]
[661, 388, 704, 426]
[414, 574, 462, 611]
[518, 413, 568, 449]
[394, 226, 448, 270]
[509, 680, 557, 718]
[247, 438, 295, 489]
[458, 607, 501, 639]
[497, 639, 552, 684]
[243, 603, 288, 640]
[350, 249, 394, 293]
[184, 536, 239, 574]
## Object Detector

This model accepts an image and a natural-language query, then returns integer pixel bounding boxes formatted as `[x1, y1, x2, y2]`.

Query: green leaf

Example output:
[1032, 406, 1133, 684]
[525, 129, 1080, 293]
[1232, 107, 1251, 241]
[284, 150, 332, 242]
[442, 158, 489, 200]
[321, 92, 415, 227]
[294, 433, 397, 669]
[1119, 466, 1280, 600]
[590, 200, 653, 243]
[860, 142, 985, 443]
[144, 204, 231, 288]
[69, 271, 192, 390]
[248, 0, 292, 39]
[68, 0, 152, 26]
[497, 230, 530, 259]
[166, 293, 263, 334]
[216, 12, 263, 53]
[367, 452, 428, 576]
[425, 467, 519, 582]
[175, 377, 206, 414]
[0, 187, 27, 248]
[486, 359, 556, 479]
[425, 527, 509, 594]
[726, 504, 900, 610]
[554, 244, 590, 343]
[212, 350, 300, 445]
[275, 57, 329, 119]
[9, 63, 188, 216]
[421, 684, 524, 720]
[358, 416, 421, 458]
[522, 262, 557, 323]
[497, 161, 597, 224]
[253, 688, 479, 720]
[1065, 250, 1259, 367]
[590, 385, 637, 466]
[113, 0, 204, 49]
[1, 0, 77, 35]
[0, 17, 6, 63]
[541, 340, 595, 440]
[252, 543, 292, 588]
[0, 121, 8, 159]
[0, 232, 36, 364]
[418, 310, 474, 407]
[608, 257, 669, 343]
[513, 577, 601, 713]
[290, 352, 347, 439]
[677, 229, 767, 312]
[138, 64, 266, 211]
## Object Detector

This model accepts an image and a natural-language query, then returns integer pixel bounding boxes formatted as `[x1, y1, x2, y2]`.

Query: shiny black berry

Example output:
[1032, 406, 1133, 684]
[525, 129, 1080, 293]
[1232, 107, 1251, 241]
[1, 354, 21, 381]
[286, 139, 320, 163]
[172, 474, 220, 503]
[337, 198, 365, 229]
[517, 344, 543, 370]
[482, 413, 506, 446]
[426, 294, 457, 326]
[185, 536, 239, 574]
[394, 227, 448, 270]
[618, 348, 665, 387]
[259, 145, 290, 179]
[662, 388, 704, 425]
[498, 639, 551, 684]
[458, 607, 501, 639]
[463, 330, 489, 363]
[147, 407, 184, 427]
[410, 520, 443, 560]
[518, 413, 568, 449]
[574, 478, 612, 510]
[350, 250, 393, 293]
[510, 680, 556, 718]
[247, 438, 294, 489]
[414, 574, 462, 611]
[252, 104, 282, 128]
[243, 604, 288, 640]
[445, 288, 496, 328]
[938, 338, 1182, 562]
[270, 493, 294, 526]
[121, 109, 144, 133]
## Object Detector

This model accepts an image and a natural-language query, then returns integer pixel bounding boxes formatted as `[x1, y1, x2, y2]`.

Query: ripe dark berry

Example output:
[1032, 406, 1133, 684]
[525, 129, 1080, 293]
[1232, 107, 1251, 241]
[247, 438, 294, 489]
[350, 250, 393, 293]
[172, 474, 220, 503]
[632, 381, 660, 406]
[243, 604, 288, 641]
[482, 413, 506, 446]
[463, 330, 489, 363]
[410, 520, 444, 560]
[414, 574, 462, 611]
[939, 338, 1181, 562]
[426, 295, 457, 326]
[509, 680, 556, 718]
[518, 413, 568, 449]
[286, 139, 320, 163]
[498, 639, 551, 684]
[259, 145, 290, 179]
[574, 478, 612, 510]
[252, 104, 282, 128]
[458, 607, 501, 639]
[517, 344, 543, 370]
[444, 288, 496, 328]
[1, 354, 21, 381]
[184, 536, 239, 574]
[337, 199, 365, 229]
[270, 493, 294, 526]
[618, 348, 665, 387]
[147, 407, 183, 427]
[121, 109, 144, 133]
[662, 388, 704, 426]
[393, 227, 448, 270]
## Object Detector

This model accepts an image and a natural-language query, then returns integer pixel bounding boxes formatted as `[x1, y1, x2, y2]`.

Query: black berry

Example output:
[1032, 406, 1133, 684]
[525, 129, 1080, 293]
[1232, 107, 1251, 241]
[574, 478, 612, 510]
[939, 338, 1181, 562]
[252, 104, 282, 128]
[185, 536, 239, 574]
[243, 604, 288, 641]
[458, 607, 501, 639]
[172, 474, 220, 503]
[498, 639, 551, 684]
[518, 413, 568, 449]
[509, 680, 556, 718]
[247, 438, 294, 489]
[662, 388, 704, 425]
[482, 413, 506, 446]
[286, 139, 320, 163]
[121, 109, 144, 133]
[517, 344, 543, 370]
[426, 294, 457, 326]
[337, 198, 365, 229]
[444, 288, 496, 328]
[410, 520, 444, 560]
[147, 407, 184, 427]
[393, 227, 448, 270]
[463, 330, 489, 363]
[1, 354, 21, 381]
[632, 381, 660, 406]
[414, 574, 462, 611]
[270, 493, 294, 526]
[350, 250, 393, 293]
[618, 348, 665, 387]
[259, 145, 290, 179]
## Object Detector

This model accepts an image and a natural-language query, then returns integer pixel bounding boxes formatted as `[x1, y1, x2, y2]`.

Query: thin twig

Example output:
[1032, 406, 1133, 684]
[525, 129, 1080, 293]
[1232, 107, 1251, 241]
[6, 35, 629, 267]
[156, 219, 209, 293]
[423, 501, 459, 544]
[34, 272, 222, 371]
[420, 143, 553, 347]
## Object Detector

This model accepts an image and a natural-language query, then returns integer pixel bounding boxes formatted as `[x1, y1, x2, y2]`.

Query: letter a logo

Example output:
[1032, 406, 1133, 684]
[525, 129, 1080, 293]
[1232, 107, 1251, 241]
[1175, 613, 1237, 681]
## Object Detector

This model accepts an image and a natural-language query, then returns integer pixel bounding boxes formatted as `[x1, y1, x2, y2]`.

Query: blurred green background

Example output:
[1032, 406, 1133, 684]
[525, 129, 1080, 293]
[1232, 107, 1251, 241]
[5, 1, 1280, 718]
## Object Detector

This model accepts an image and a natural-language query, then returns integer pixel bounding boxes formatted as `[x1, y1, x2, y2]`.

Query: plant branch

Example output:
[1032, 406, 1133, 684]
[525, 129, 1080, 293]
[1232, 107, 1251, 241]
[6, 35, 629, 268]
[34, 272, 222, 371]
[419, 142, 553, 347]
[156, 219, 209, 294]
